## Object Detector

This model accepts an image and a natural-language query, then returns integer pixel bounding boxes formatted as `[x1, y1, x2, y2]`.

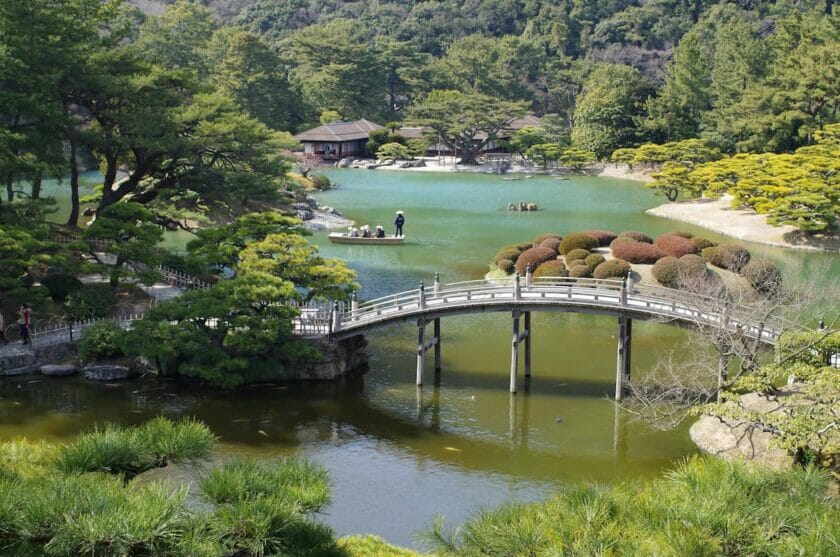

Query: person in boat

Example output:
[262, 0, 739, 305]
[394, 210, 405, 237]
[348, 226, 359, 238]
[375, 225, 385, 238]
[361, 225, 372, 238]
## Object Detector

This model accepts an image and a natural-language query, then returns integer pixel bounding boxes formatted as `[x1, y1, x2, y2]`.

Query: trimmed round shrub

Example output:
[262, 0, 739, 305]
[679, 254, 708, 279]
[672, 231, 694, 239]
[742, 259, 782, 295]
[533, 260, 567, 278]
[533, 233, 562, 245]
[41, 273, 83, 302]
[558, 233, 599, 254]
[565, 248, 591, 262]
[654, 234, 699, 258]
[496, 259, 515, 274]
[609, 237, 637, 249]
[618, 231, 653, 244]
[494, 247, 521, 264]
[568, 264, 592, 278]
[652, 256, 681, 287]
[691, 237, 716, 251]
[584, 254, 606, 268]
[78, 321, 126, 364]
[515, 247, 557, 275]
[702, 244, 750, 272]
[581, 230, 617, 246]
[566, 259, 586, 269]
[539, 237, 561, 253]
[611, 241, 666, 264]
[593, 258, 631, 279]
[516, 241, 535, 251]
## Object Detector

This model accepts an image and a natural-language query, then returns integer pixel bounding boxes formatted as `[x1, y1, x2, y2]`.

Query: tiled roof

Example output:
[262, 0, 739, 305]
[294, 119, 384, 142]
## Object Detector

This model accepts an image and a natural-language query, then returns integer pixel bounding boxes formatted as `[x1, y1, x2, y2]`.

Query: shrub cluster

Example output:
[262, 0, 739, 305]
[742, 258, 782, 294]
[63, 284, 116, 320]
[584, 253, 606, 268]
[558, 233, 599, 254]
[651, 256, 681, 287]
[494, 247, 521, 264]
[533, 260, 567, 278]
[568, 264, 592, 278]
[539, 237, 561, 252]
[515, 247, 557, 275]
[617, 231, 653, 243]
[654, 234, 699, 258]
[611, 241, 665, 264]
[702, 244, 750, 272]
[593, 258, 631, 279]
[581, 230, 617, 246]
[41, 273, 83, 302]
[77, 321, 126, 364]
[691, 236, 716, 251]
[564, 248, 590, 261]
[496, 259, 515, 274]
[533, 233, 562, 245]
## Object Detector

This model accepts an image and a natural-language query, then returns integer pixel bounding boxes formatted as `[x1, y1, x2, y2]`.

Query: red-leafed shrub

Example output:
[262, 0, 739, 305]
[652, 256, 681, 287]
[494, 247, 521, 264]
[539, 237, 561, 253]
[565, 248, 591, 261]
[585, 253, 606, 268]
[593, 258, 631, 279]
[533, 233, 562, 245]
[702, 244, 750, 272]
[611, 241, 665, 264]
[691, 237, 716, 251]
[582, 230, 617, 246]
[496, 259, 515, 274]
[617, 231, 653, 244]
[672, 231, 694, 239]
[558, 233, 599, 254]
[568, 264, 592, 278]
[742, 259, 782, 295]
[609, 237, 636, 249]
[515, 247, 557, 275]
[655, 234, 699, 258]
[533, 260, 567, 278]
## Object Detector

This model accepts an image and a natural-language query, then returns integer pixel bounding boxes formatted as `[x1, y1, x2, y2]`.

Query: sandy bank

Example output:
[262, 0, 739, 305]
[647, 195, 840, 252]
[596, 163, 654, 182]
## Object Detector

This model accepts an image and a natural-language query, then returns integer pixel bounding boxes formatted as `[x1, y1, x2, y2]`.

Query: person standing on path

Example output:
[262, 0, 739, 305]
[394, 210, 405, 237]
[17, 304, 31, 345]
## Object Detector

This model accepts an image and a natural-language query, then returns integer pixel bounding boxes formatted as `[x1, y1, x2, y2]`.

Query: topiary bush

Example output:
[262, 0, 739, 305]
[618, 231, 653, 244]
[672, 231, 694, 239]
[611, 241, 666, 264]
[652, 256, 682, 287]
[41, 273, 83, 302]
[654, 234, 699, 258]
[558, 233, 599, 254]
[494, 247, 521, 264]
[584, 254, 606, 268]
[742, 259, 782, 295]
[702, 244, 750, 272]
[568, 264, 592, 278]
[64, 284, 116, 320]
[515, 247, 557, 275]
[516, 241, 534, 251]
[496, 259, 515, 274]
[691, 237, 716, 251]
[679, 254, 707, 280]
[533, 260, 568, 278]
[593, 258, 631, 279]
[564, 248, 591, 262]
[77, 321, 126, 364]
[609, 237, 637, 249]
[539, 237, 561, 253]
[533, 233, 562, 245]
[566, 259, 586, 269]
[581, 230, 617, 246]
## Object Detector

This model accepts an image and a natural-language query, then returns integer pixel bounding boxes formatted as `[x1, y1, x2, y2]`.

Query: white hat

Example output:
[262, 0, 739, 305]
[396, 210, 404, 214]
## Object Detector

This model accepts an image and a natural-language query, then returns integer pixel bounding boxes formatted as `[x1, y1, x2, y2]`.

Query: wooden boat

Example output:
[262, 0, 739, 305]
[328, 233, 405, 245]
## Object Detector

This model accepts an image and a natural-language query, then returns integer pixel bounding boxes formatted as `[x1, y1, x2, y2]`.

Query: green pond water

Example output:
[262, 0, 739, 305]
[2, 169, 837, 548]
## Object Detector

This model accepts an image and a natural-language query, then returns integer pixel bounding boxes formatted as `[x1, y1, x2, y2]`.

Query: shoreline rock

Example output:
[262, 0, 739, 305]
[83, 364, 136, 381]
[40, 363, 78, 377]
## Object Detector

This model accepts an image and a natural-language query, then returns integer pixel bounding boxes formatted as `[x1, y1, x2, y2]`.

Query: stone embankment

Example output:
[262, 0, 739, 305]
[292, 195, 354, 230]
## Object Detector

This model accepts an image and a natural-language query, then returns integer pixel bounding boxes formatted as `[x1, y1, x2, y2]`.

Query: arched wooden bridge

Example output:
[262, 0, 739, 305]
[293, 274, 809, 399]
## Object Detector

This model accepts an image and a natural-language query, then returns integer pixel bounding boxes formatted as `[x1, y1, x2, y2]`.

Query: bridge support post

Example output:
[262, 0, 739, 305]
[524, 311, 532, 378]
[434, 318, 441, 374]
[510, 310, 520, 393]
[623, 318, 632, 381]
[615, 314, 630, 400]
[434, 273, 441, 295]
[525, 265, 533, 287]
[351, 292, 359, 321]
[416, 317, 426, 386]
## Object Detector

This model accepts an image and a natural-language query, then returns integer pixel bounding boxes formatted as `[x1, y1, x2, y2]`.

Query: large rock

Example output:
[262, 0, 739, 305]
[40, 363, 78, 376]
[294, 335, 368, 380]
[83, 364, 136, 381]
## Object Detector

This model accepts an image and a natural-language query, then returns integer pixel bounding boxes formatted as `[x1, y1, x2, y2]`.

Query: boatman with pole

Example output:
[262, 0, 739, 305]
[394, 210, 405, 237]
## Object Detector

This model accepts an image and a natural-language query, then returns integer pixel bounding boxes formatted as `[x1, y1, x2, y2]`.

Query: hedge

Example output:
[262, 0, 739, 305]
[515, 247, 557, 275]
[652, 256, 681, 287]
[617, 231, 653, 244]
[593, 258, 631, 279]
[691, 237, 716, 251]
[533, 260, 568, 278]
[654, 234, 699, 258]
[558, 233, 599, 254]
[742, 259, 782, 295]
[539, 237, 561, 253]
[581, 230, 617, 246]
[611, 241, 666, 264]
[516, 241, 534, 251]
[702, 244, 750, 272]
[584, 253, 606, 268]
[494, 247, 521, 264]
[564, 248, 591, 261]
[497, 259, 515, 274]
[568, 264, 592, 278]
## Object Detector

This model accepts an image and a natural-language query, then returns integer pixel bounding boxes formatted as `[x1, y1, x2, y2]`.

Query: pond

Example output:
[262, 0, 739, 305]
[2, 169, 836, 549]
